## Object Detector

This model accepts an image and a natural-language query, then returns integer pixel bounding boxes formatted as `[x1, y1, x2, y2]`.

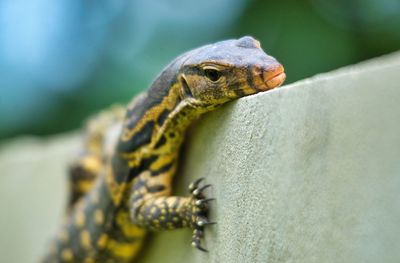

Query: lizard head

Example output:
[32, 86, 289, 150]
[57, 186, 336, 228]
[178, 36, 286, 108]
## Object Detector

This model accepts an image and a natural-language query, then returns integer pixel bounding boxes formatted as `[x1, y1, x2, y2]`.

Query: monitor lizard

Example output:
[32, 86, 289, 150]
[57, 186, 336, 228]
[41, 36, 286, 263]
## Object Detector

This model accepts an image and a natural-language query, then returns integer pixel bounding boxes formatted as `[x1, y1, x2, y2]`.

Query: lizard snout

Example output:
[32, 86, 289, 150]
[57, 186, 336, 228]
[262, 64, 286, 90]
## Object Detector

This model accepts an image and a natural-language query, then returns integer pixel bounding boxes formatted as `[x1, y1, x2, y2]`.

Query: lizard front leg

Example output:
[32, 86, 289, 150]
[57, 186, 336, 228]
[129, 176, 215, 251]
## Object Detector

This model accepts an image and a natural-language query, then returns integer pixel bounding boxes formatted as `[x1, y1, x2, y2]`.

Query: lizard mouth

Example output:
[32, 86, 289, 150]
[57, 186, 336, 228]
[262, 65, 286, 90]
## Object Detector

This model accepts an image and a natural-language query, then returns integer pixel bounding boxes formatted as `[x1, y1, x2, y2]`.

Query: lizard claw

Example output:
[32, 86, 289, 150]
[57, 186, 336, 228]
[191, 240, 208, 252]
[188, 177, 205, 193]
[192, 184, 212, 197]
[196, 216, 217, 227]
[195, 198, 215, 207]
[187, 178, 215, 252]
[191, 229, 208, 252]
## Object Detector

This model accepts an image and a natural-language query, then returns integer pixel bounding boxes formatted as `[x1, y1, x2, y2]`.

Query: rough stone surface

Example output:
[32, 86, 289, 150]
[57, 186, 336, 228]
[1, 52, 400, 263]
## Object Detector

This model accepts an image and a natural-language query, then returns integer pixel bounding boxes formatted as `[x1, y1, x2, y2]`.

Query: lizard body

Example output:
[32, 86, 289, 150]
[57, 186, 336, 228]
[42, 36, 286, 263]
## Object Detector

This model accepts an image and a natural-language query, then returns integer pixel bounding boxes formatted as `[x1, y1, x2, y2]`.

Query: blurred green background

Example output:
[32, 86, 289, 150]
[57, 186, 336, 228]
[1, 0, 399, 141]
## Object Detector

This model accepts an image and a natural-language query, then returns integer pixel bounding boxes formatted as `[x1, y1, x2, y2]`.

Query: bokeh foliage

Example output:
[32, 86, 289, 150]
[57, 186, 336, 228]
[1, 0, 399, 140]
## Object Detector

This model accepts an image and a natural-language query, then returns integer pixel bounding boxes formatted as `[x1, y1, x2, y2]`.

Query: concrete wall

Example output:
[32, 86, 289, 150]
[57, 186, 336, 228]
[1, 52, 399, 263]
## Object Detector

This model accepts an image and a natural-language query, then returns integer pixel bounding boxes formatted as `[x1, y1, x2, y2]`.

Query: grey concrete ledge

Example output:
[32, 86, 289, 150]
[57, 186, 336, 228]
[1, 52, 400, 263]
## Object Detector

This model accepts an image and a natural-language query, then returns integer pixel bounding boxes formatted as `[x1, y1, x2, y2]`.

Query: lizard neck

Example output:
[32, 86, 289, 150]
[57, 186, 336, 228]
[117, 88, 199, 154]
[112, 56, 201, 185]
[117, 83, 199, 165]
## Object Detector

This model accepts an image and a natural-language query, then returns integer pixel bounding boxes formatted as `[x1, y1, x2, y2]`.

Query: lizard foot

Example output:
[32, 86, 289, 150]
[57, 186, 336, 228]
[188, 178, 216, 252]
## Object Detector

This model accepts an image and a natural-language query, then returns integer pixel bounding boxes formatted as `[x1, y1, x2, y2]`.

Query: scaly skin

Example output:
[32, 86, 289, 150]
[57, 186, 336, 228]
[42, 36, 286, 263]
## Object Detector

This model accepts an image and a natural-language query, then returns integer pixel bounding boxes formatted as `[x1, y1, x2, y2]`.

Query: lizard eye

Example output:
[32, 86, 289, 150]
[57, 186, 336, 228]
[204, 68, 222, 82]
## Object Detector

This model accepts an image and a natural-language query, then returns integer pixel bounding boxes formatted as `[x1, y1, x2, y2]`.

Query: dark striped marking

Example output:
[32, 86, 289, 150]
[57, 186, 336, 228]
[146, 184, 166, 193]
[127, 155, 158, 181]
[150, 160, 175, 177]
[118, 121, 155, 153]
[231, 83, 247, 97]
[154, 135, 167, 149]
[157, 109, 170, 126]
[246, 65, 258, 91]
